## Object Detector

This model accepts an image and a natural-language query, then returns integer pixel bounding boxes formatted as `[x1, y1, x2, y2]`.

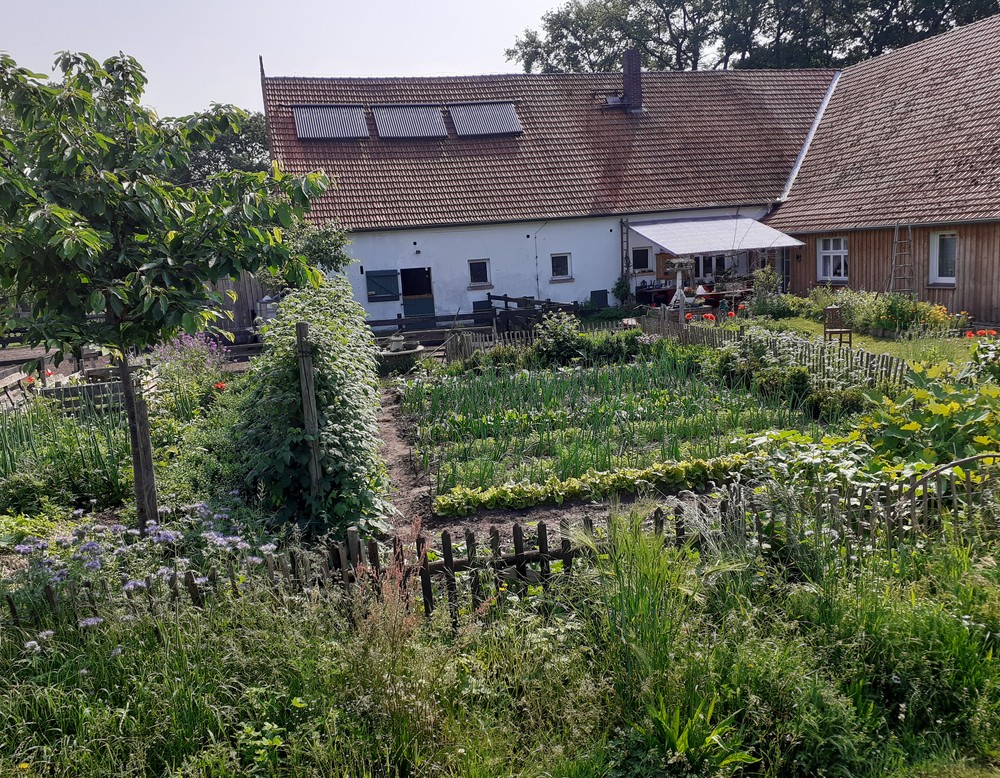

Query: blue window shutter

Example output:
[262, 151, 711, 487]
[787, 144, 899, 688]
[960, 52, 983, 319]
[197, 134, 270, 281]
[366, 270, 400, 301]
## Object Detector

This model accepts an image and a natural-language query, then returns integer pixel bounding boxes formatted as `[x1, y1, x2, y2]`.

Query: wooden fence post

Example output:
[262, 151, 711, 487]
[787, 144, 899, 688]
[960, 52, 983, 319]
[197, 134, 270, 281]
[296, 322, 323, 499]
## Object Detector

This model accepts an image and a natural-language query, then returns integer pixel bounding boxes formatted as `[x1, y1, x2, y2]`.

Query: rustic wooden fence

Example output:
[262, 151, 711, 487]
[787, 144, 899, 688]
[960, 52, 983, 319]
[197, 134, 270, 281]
[445, 320, 629, 361]
[6, 453, 998, 634]
[640, 316, 910, 387]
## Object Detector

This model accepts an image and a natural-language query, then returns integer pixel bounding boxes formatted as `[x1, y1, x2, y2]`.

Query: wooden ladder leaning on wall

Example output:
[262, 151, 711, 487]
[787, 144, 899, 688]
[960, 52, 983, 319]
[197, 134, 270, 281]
[886, 222, 915, 297]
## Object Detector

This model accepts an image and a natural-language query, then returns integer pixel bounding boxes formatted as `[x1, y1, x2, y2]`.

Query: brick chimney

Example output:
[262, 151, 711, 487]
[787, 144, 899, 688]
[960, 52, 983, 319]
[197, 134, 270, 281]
[623, 48, 643, 111]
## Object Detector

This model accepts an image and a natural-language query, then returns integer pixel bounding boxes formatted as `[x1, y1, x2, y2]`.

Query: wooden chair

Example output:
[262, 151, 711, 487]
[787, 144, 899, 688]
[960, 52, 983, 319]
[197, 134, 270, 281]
[823, 305, 853, 347]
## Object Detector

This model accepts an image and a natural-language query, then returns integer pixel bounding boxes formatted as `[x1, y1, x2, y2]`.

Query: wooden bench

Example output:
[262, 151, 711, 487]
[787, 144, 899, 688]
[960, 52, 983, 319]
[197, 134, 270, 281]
[823, 305, 853, 347]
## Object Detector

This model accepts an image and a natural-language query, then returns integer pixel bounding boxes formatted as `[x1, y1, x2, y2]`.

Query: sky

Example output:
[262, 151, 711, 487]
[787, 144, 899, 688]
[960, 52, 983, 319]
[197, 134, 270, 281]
[2, 0, 557, 117]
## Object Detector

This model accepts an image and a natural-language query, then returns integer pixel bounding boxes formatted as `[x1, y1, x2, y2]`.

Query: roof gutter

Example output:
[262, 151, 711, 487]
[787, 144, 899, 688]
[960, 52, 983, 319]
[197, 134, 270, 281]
[776, 70, 841, 203]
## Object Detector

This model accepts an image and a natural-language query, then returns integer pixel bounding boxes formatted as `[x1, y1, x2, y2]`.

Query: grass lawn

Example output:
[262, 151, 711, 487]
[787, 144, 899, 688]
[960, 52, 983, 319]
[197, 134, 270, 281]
[773, 316, 976, 363]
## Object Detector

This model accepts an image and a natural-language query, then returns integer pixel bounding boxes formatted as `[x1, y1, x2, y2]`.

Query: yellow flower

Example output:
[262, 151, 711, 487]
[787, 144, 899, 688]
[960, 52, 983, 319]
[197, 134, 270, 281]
[18, 764, 29, 771]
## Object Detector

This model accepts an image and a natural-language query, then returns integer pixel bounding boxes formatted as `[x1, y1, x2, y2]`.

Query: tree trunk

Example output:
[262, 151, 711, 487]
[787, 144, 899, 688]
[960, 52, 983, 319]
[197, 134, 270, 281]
[118, 357, 158, 535]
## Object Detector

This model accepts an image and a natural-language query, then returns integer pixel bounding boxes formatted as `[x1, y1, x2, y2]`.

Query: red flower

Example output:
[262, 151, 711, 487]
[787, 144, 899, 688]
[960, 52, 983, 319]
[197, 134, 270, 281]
[990, 330, 998, 337]
[25, 376, 35, 384]
[738, 304, 746, 310]
[45, 369, 54, 377]
[727, 311, 736, 318]
[684, 313, 693, 321]
[966, 331, 976, 338]
[213, 382, 227, 391]
[977, 330, 988, 337]
[704, 313, 716, 321]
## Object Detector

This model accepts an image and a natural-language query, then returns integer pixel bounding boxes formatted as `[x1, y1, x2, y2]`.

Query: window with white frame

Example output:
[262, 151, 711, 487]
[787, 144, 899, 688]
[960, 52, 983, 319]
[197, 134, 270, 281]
[631, 247, 651, 272]
[468, 258, 491, 286]
[694, 254, 727, 279]
[930, 232, 957, 284]
[817, 237, 848, 281]
[550, 253, 572, 280]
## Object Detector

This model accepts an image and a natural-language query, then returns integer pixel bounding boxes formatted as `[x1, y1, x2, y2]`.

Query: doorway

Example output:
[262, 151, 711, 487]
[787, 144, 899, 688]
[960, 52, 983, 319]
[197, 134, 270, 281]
[400, 267, 435, 317]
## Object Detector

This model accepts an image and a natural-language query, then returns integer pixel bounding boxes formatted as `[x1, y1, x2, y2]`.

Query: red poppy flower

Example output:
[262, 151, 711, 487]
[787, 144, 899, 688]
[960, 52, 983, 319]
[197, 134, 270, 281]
[977, 330, 988, 336]
[990, 330, 998, 337]
[738, 304, 746, 310]
[966, 331, 976, 338]
[704, 313, 716, 321]
[25, 376, 35, 384]
[213, 382, 227, 391]
[727, 311, 736, 318]
[45, 369, 54, 377]
[684, 313, 693, 321]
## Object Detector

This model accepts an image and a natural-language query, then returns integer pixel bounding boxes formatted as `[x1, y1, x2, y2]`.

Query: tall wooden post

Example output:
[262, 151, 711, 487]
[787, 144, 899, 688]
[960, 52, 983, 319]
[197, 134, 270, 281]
[118, 357, 157, 535]
[296, 322, 323, 498]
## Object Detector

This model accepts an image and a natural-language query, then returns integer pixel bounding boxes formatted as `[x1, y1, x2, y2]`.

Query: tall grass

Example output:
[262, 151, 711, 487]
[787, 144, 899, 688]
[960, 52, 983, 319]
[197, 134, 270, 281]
[0, 398, 131, 511]
[5, 500, 1000, 775]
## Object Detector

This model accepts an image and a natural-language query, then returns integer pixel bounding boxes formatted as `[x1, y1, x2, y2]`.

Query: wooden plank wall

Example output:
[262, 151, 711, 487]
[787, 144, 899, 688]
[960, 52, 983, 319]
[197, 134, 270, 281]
[210, 271, 266, 333]
[787, 222, 1000, 322]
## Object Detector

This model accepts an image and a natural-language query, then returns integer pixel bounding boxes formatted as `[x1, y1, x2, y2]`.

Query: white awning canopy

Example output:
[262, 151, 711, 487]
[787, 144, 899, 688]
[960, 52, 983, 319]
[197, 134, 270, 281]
[629, 215, 803, 256]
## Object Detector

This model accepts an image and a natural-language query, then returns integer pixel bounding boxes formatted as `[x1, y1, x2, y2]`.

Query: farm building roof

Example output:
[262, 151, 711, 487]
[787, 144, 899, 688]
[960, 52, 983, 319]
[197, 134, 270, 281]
[262, 69, 837, 232]
[768, 14, 1000, 234]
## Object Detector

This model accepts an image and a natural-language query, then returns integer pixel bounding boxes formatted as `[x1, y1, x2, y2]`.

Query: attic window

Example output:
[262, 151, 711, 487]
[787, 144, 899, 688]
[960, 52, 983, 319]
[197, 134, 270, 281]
[448, 102, 523, 136]
[372, 105, 447, 138]
[292, 105, 368, 139]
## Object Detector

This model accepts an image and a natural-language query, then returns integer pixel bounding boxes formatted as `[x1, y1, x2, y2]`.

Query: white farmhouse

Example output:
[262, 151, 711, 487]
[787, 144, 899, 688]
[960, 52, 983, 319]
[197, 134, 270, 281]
[261, 53, 833, 318]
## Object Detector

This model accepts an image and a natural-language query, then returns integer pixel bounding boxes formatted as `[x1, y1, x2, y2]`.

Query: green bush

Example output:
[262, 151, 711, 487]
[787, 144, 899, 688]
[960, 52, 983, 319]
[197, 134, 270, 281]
[235, 278, 388, 536]
[532, 311, 585, 366]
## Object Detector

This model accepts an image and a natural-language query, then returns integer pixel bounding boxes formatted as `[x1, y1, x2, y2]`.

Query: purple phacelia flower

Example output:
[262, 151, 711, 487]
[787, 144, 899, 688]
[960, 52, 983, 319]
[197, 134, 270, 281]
[123, 580, 146, 592]
[77, 617, 104, 628]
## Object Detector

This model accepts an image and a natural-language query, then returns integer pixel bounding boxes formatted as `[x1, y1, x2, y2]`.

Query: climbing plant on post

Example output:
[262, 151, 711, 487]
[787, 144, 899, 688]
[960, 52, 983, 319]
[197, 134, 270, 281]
[0, 52, 328, 533]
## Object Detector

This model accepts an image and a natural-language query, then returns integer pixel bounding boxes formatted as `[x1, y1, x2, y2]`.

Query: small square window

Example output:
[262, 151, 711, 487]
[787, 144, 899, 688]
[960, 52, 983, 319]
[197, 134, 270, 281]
[632, 247, 650, 271]
[551, 253, 572, 280]
[469, 258, 491, 286]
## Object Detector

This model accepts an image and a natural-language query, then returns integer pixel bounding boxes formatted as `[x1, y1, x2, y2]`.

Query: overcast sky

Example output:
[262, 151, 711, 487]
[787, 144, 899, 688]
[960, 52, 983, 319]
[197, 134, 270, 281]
[3, 0, 556, 117]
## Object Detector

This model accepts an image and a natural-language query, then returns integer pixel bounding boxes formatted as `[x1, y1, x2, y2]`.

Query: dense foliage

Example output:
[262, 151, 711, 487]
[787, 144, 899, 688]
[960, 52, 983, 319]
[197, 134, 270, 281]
[508, 0, 999, 73]
[5, 502, 1000, 775]
[235, 278, 388, 535]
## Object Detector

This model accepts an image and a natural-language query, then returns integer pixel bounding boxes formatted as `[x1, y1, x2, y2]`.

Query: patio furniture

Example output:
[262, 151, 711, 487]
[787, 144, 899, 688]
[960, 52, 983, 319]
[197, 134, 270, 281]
[823, 305, 853, 347]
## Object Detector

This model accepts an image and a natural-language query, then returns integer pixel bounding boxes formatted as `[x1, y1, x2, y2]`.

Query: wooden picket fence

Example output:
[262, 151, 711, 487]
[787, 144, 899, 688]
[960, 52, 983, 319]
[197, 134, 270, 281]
[639, 316, 910, 387]
[445, 320, 630, 362]
[6, 453, 998, 635]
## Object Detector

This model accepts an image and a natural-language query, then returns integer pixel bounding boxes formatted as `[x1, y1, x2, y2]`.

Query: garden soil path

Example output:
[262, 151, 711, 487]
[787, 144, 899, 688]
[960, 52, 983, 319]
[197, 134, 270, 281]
[378, 389, 668, 544]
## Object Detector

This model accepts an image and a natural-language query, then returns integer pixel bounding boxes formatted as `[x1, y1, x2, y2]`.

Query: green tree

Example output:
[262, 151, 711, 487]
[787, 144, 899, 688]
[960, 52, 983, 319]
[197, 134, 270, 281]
[0, 52, 328, 531]
[165, 107, 269, 185]
[508, 0, 1000, 72]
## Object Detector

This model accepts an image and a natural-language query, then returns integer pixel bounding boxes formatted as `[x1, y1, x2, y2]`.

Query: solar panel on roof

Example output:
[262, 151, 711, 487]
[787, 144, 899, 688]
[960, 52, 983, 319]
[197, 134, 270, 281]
[448, 102, 523, 136]
[372, 105, 447, 139]
[292, 105, 369, 139]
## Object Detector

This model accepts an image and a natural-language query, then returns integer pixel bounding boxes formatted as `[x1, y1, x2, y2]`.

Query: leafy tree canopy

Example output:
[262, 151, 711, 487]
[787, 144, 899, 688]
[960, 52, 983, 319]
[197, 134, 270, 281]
[0, 51, 329, 359]
[165, 108, 269, 186]
[507, 0, 1000, 72]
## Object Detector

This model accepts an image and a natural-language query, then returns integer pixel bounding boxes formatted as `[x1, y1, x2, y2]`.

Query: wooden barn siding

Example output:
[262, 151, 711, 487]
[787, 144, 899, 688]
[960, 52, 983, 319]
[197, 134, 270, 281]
[211, 271, 266, 332]
[787, 222, 1000, 321]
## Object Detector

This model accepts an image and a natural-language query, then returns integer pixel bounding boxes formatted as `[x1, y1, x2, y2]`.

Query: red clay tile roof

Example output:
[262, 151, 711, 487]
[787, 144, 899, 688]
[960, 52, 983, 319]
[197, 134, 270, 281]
[768, 14, 1000, 234]
[263, 70, 836, 231]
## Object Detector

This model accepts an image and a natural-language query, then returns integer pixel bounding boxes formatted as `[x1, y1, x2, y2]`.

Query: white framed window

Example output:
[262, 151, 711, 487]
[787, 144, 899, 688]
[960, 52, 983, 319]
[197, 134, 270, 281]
[930, 232, 957, 284]
[817, 237, 848, 281]
[550, 253, 572, 280]
[468, 258, 491, 287]
[631, 247, 651, 272]
[694, 254, 727, 279]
